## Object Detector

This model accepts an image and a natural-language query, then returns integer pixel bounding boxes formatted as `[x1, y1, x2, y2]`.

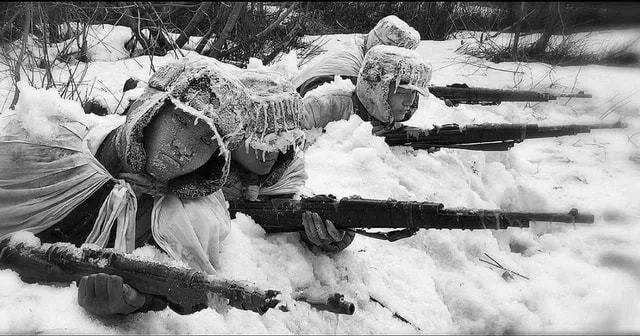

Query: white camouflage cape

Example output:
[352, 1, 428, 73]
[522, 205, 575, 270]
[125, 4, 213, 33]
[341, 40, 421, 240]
[0, 84, 229, 274]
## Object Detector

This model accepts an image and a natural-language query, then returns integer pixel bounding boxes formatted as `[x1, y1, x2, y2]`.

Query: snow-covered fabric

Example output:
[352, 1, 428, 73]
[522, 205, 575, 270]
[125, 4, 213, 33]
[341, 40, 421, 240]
[258, 151, 307, 196]
[234, 68, 305, 153]
[301, 76, 356, 129]
[366, 15, 421, 51]
[0, 102, 135, 251]
[356, 45, 432, 123]
[223, 150, 307, 200]
[0, 82, 232, 275]
[292, 15, 419, 91]
[292, 48, 364, 90]
[151, 190, 231, 273]
[221, 69, 308, 200]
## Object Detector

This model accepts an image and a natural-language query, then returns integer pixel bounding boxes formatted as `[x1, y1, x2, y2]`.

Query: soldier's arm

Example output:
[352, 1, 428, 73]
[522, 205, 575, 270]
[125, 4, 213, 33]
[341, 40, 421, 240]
[301, 90, 355, 130]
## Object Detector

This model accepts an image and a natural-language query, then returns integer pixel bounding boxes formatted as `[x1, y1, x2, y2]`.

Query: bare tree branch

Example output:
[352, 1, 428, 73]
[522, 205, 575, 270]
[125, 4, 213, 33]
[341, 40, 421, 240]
[0, 9, 21, 40]
[255, 2, 298, 40]
[216, 2, 300, 59]
[208, 1, 246, 58]
[511, 2, 524, 61]
[10, 3, 32, 110]
[175, 1, 212, 48]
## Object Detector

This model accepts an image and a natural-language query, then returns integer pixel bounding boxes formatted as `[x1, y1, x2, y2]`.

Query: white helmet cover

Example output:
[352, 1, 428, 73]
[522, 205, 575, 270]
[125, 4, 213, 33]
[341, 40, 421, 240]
[234, 69, 305, 153]
[366, 15, 421, 51]
[356, 45, 432, 123]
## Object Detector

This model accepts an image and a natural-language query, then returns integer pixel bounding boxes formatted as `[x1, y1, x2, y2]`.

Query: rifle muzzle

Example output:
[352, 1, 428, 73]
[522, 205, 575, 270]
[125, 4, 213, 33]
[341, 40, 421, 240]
[295, 293, 356, 315]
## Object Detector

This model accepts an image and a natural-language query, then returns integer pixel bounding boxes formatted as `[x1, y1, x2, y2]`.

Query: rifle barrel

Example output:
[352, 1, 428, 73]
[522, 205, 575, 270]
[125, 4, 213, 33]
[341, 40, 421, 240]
[428, 85, 593, 105]
[428, 86, 552, 102]
[384, 122, 627, 151]
[228, 196, 594, 234]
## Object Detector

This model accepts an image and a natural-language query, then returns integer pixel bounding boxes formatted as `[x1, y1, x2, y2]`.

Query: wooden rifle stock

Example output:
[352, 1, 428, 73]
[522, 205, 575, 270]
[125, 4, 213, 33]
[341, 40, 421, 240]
[0, 238, 358, 315]
[0, 239, 281, 315]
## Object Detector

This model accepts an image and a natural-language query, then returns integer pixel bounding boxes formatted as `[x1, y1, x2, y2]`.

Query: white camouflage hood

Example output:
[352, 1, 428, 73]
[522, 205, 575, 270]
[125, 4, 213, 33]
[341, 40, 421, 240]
[355, 45, 432, 124]
[234, 68, 305, 153]
[116, 58, 251, 198]
[366, 15, 421, 51]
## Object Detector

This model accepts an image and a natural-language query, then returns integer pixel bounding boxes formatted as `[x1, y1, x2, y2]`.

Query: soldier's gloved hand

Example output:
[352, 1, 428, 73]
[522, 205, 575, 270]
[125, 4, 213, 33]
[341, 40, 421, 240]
[78, 273, 146, 316]
[300, 211, 355, 253]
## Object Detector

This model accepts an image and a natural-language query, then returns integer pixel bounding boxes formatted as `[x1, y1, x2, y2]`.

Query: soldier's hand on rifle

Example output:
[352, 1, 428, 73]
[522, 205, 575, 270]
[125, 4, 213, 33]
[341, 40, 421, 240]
[300, 211, 355, 253]
[78, 273, 146, 316]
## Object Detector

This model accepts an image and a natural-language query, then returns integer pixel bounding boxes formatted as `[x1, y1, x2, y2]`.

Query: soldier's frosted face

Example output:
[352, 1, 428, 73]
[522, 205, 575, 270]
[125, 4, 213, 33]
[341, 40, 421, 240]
[387, 83, 418, 121]
[232, 141, 279, 176]
[144, 105, 219, 182]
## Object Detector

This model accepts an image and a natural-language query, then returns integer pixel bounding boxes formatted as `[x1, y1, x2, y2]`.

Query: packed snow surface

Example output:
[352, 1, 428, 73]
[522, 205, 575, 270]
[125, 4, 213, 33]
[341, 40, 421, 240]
[1, 25, 640, 334]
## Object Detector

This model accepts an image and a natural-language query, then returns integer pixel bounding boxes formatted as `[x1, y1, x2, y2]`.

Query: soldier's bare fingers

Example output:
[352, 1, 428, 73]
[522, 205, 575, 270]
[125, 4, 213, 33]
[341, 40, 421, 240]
[311, 213, 330, 241]
[325, 220, 345, 242]
[302, 211, 311, 233]
[302, 211, 322, 245]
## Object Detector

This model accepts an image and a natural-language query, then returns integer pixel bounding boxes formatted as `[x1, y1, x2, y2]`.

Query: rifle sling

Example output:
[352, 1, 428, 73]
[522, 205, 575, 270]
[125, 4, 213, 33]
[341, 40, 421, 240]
[347, 228, 419, 242]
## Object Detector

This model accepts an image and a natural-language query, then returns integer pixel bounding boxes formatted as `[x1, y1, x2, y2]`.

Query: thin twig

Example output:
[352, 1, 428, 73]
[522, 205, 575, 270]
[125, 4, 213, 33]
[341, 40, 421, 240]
[369, 296, 421, 331]
[10, 3, 33, 109]
[480, 253, 530, 280]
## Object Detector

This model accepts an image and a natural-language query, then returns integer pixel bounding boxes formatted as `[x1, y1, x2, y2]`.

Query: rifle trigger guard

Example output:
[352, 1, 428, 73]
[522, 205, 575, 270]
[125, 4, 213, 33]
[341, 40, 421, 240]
[349, 228, 419, 242]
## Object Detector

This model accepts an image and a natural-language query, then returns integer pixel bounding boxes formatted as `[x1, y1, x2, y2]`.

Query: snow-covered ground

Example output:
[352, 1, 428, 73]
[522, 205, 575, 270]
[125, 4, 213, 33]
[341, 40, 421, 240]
[1, 25, 640, 334]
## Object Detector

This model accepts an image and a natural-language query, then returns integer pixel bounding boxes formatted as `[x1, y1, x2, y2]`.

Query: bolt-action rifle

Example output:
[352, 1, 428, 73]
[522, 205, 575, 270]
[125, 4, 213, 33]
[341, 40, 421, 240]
[428, 83, 592, 106]
[383, 121, 627, 151]
[0, 238, 355, 315]
[228, 195, 594, 242]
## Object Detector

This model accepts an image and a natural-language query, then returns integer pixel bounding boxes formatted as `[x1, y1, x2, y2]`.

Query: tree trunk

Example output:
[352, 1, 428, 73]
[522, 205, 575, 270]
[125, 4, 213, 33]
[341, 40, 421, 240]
[529, 2, 560, 56]
[511, 2, 525, 61]
[175, 2, 212, 48]
[208, 1, 246, 58]
[195, 5, 217, 54]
